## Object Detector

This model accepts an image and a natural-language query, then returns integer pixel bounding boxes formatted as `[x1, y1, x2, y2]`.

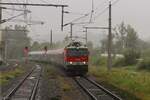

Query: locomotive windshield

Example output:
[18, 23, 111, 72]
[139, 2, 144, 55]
[67, 49, 89, 57]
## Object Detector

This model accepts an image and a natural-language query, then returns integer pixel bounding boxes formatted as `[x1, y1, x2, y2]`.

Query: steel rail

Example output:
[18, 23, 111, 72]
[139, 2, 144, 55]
[85, 77, 123, 100]
[3, 67, 36, 100]
[29, 67, 42, 100]
[74, 77, 123, 100]
[74, 77, 98, 100]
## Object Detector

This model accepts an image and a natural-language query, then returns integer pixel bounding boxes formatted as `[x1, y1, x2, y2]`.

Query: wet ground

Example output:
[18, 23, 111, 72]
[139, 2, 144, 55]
[40, 63, 90, 100]
[2, 62, 127, 100]
[1, 62, 91, 100]
[1, 62, 35, 97]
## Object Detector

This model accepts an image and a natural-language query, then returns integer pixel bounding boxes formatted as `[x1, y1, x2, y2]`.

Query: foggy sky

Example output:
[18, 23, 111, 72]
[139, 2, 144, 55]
[2, 0, 150, 46]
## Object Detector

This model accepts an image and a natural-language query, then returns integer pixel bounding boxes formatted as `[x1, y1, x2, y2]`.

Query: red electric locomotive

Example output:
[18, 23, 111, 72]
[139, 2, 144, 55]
[63, 41, 89, 75]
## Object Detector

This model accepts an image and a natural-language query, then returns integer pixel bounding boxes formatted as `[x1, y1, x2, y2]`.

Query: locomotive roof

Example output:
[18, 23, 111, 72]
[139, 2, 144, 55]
[65, 41, 87, 49]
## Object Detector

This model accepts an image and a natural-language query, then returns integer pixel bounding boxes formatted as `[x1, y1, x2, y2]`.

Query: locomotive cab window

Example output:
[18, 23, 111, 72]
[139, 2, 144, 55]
[67, 49, 89, 57]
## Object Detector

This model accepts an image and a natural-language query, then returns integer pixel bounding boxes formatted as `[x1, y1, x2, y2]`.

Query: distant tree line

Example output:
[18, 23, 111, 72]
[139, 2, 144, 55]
[30, 35, 70, 51]
[99, 22, 150, 69]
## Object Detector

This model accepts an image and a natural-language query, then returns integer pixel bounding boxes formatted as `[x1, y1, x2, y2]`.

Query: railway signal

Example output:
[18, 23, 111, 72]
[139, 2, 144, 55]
[24, 46, 29, 63]
[24, 46, 29, 56]
[44, 46, 47, 55]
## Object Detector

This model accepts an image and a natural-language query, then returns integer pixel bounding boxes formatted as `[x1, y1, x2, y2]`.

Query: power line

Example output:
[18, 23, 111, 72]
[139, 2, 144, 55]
[0, 6, 31, 12]
[112, 0, 120, 6]
[93, 6, 108, 20]
[63, 0, 111, 27]
[64, 11, 87, 15]
[94, 0, 108, 11]
[64, 0, 110, 27]
[63, 14, 90, 27]
[93, 0, 120, 21]
[0, 12, 27, 24]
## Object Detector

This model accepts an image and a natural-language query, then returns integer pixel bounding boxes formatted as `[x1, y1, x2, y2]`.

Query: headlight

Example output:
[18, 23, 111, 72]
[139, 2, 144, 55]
[69, 62, 73, 64]
[83, 62, 86, 64]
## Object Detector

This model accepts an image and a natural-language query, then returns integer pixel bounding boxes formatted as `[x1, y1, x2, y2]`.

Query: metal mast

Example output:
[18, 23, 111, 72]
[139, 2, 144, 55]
[107, 1, 112, 71]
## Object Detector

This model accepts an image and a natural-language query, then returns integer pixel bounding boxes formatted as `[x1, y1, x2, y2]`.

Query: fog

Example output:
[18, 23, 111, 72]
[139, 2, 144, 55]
[2, 0, 150, 46]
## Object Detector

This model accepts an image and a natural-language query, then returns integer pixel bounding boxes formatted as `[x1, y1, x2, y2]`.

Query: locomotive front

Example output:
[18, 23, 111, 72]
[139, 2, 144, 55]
[64, 42, 89, 75]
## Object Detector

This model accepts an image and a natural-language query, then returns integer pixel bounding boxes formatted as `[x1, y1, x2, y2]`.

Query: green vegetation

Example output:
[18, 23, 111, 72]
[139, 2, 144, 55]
[90, 50, 150, 100]
[89, 21, 150, 100]
[44, 64, 76, 100]
[138, 57, 150, 70]
[0, 67, 24, 86]
[90, 54, 107, 66]
[45, 67, 72, 92]
[123, 49, 140, 65]
[58, 76, 72, 92]
[138, 49, 150, 70]
[43, 66, 62, 100]
[89, 66, 150, 100]
[112, 58, 125, 67]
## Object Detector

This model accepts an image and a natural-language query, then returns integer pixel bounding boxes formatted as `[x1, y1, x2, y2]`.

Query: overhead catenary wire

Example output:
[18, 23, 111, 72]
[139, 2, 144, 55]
[64, 0, 116, 27]
[0, 12, 28, 24]
[64, 11, 88, 16]
[93, 6, 109, 20]
[0, 6, 31, 12]
[65, 0, 107, 24]
[94, 0, 108, 11]
[93, 0, 120, 21]
[15, 0, 22, 9]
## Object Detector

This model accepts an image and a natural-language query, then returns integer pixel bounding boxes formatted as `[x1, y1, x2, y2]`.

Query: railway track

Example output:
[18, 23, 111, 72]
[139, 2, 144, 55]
[74, 77, 122, 100]
[3, 65, 42, 100]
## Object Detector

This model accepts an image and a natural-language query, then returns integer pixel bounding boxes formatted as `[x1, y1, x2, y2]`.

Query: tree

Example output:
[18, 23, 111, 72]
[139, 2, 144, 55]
[114, 23, 141, 65]
[125, 25, 138, 50]
[114, 22, 127, 53]
[31, 41, 40, 51]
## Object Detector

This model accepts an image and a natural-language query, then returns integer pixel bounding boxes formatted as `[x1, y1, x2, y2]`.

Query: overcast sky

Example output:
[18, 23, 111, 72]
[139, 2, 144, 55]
[2, 0, 150, 46]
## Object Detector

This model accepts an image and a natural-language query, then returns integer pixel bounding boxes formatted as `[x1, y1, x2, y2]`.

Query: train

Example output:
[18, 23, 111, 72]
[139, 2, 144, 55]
[29, 41, 89, 75]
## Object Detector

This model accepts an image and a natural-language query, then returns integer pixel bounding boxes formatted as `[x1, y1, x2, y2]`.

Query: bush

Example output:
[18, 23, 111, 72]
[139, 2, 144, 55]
[138, 57, 150, 70]
[90, 55, 107, 66]
[123, 49, 140, 65]
[113, 58, 125, 67]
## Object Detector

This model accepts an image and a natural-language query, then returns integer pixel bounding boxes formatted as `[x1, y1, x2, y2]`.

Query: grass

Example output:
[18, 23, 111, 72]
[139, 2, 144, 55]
[89, 66, 150, 100]
[0, 67, 24, 86]
[58, 76, 72, 92]
[44, 65, 73, 92]
[43, 64, 73, 100]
